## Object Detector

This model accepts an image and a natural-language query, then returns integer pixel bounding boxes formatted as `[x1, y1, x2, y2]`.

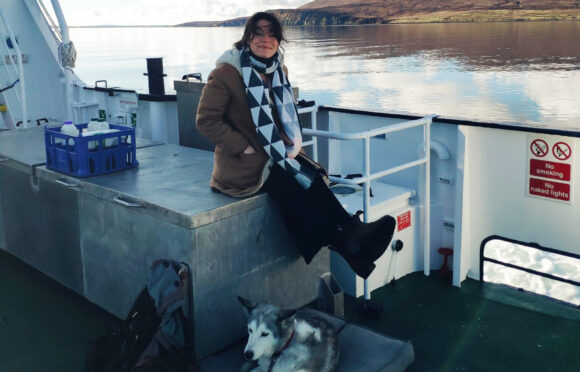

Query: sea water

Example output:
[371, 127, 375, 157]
[70, 21, 580, 129]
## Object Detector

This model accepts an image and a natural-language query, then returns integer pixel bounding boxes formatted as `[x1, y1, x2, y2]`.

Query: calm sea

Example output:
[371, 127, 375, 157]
[70, 22, 580, 129]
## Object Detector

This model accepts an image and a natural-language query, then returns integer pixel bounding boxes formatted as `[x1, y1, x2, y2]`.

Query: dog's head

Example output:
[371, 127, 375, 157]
[238, 296, 296, 361]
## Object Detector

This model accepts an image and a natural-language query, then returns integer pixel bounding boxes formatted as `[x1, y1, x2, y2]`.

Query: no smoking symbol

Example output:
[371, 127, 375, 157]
[530, 139, 548, 157]
[553, 142, 571, 161]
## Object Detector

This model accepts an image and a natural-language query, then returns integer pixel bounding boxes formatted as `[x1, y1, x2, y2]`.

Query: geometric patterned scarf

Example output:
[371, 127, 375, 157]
[240, 47, 314, 189]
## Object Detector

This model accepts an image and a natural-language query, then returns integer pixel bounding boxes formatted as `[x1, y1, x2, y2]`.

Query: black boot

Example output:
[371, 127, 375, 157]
[330, 212, 396, 279]
[305, 178, 396, 279]
[344, 211, 396, 264]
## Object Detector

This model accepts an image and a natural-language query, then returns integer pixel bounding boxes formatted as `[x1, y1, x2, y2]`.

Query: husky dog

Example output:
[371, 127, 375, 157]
[238, 297, 339, 372]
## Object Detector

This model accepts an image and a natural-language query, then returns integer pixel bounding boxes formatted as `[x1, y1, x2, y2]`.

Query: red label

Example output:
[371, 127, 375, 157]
[529, 159, 571, 181]
[529, 178, 570, 202]
[397, 211, 411, 231]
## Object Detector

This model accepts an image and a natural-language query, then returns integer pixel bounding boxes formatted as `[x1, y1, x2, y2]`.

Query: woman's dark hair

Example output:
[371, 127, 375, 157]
[234, 12, 286, 50]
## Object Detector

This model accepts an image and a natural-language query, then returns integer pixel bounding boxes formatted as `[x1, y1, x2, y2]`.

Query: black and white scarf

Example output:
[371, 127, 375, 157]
[240, 47, 315, 189]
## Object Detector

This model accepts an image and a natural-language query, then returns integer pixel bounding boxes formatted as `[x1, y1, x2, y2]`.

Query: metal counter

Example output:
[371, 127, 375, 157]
[0, 127, 330, 360]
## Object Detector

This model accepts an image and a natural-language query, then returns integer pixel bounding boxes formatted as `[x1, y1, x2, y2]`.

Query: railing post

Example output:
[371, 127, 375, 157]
[363, 136, 372, 300]
[424, 117, 431, 276]
[311, 109, 318, 162]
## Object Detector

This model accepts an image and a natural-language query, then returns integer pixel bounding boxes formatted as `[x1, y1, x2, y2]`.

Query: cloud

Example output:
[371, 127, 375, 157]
[59, 0, 312, 26]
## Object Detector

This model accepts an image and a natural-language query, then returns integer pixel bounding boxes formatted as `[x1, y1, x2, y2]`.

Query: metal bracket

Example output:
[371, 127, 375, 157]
[56, 178, 80, 188]
[113, 195, 143, 208]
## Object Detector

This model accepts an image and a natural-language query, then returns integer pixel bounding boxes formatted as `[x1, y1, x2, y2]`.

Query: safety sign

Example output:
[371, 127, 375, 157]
[529, 178, 570, 202]
[553, 142, 572, 161]
[529, 159, 570, 181]
[527, 135, 575, 203]
[397, 210, 411, 231]
[530, 139, 549, 158]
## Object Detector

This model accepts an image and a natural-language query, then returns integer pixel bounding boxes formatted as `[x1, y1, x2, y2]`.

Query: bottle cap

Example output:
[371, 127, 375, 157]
[64, 120, 73, 125]
[98, 118, 105, 122]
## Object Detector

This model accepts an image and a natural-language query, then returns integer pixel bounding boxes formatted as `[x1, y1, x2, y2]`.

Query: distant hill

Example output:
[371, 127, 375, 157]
[176, 0, 580, 26]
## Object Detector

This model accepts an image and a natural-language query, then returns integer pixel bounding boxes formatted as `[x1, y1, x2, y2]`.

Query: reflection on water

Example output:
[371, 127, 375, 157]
[71, 22, 580, 128]
[484, 239, 580, 306]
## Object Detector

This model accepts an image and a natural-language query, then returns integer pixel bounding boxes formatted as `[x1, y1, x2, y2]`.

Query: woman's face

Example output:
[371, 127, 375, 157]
[249, 19, 279, 59]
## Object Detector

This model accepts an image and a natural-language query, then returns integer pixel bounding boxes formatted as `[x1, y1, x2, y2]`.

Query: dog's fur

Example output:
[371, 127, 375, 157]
[238, 297, 339, 372]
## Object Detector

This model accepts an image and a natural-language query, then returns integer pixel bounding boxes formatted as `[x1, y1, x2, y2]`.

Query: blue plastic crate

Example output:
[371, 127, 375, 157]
[44, 123, 139, 177]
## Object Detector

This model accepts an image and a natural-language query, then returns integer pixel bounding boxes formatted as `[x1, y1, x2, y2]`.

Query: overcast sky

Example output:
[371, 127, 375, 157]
[58, 0, 312, 26]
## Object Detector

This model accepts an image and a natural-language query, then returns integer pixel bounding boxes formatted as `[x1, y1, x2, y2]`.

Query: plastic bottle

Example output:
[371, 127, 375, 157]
[83, 117, 100, 150]
[97, 117, 110, 131]
[60, 120, 79, 146]
[87, 117, 100, 133]
[97, 118, 118, 147]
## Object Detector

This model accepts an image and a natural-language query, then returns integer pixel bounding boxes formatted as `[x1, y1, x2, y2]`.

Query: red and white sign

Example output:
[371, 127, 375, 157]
[397, 211, 411, 231]
[552, 142, 572, 161]
[529, 159, 571, 181]
[529, 178, 570, 202]
[527, 136, 575, 203]
[530, 139, 549, 158]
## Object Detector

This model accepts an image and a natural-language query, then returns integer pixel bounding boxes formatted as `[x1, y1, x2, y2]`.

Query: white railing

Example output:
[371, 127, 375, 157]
[0, 10, 26, 129]
[302, 109, 434, 299]
[297, 104, 319, 161]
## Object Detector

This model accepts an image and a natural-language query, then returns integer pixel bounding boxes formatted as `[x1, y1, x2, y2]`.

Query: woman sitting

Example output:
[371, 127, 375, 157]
[196, 12, 395, 279]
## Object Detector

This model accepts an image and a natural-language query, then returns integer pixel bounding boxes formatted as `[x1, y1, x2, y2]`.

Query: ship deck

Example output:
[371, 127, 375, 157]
[1, 249, 578, 372]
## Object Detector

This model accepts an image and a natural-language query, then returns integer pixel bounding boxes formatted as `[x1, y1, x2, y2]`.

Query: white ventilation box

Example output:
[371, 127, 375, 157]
[330, 181, 418, 297]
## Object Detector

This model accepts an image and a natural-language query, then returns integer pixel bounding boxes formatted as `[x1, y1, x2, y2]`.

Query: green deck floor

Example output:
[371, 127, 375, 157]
[344, 272, 580, 372]
[1, 249, 579, 372]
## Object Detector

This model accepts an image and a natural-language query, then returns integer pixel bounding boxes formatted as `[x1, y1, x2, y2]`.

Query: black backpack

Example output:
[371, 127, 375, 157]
[84, 259, 197, 372]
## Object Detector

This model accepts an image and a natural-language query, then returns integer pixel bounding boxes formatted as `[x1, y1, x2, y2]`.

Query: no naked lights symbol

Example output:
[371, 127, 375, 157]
[553, 142, 572, 161]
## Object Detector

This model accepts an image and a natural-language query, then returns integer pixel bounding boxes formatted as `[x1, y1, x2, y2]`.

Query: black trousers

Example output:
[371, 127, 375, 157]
[261, 163, 350, 263]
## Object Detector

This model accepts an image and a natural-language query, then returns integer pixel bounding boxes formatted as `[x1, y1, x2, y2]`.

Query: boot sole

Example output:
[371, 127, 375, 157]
[328, 245, 377, 279]
[352, 216, 396, 263]
[349, 261, 376, 279]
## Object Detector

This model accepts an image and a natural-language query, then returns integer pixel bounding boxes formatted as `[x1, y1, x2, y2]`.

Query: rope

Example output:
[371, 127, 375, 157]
[36, 0, 62, 42]
[0, 78, 19, 93]
[59, 41, 76, 68]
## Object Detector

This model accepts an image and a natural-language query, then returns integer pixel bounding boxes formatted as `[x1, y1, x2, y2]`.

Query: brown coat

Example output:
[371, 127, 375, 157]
[196, 63, 271, 197]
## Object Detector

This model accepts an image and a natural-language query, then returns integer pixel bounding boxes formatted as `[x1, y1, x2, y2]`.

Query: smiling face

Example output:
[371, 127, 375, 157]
[249, 19, 280, 59]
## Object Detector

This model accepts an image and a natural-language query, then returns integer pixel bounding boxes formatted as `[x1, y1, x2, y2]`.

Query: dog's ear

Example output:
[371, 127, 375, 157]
[277, 309, 296, 322]
[238, 296, 256, 315]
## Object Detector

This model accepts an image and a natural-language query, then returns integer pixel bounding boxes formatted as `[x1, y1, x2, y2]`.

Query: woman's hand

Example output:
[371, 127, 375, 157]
[243, 145, 256, 154]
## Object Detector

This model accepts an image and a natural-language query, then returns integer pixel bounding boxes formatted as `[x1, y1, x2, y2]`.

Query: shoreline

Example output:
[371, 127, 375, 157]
[387, 9, 580, 24]
[70, 19, 580, 28]
[70, 9, 580, 28]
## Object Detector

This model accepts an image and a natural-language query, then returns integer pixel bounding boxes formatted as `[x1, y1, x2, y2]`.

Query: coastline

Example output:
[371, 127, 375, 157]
[389, 9, 580, 24]
[68, 10, 580, 28]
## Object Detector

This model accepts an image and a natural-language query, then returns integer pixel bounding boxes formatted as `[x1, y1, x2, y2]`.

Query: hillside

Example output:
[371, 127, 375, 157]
[294, 0, 580, 24]
[176, 0, 580, 26]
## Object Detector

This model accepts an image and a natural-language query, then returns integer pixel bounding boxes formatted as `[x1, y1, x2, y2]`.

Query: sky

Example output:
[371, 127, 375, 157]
[57, 0, 313, 26]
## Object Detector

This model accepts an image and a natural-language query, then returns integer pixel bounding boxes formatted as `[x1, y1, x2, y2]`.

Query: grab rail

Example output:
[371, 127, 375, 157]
[297, 104, 319, 161]
[480, 236, 580, 306]
[303, 111, 435, 299]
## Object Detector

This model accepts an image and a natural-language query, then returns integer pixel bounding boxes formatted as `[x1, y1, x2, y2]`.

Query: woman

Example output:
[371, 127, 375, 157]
[196, 12, 395, 279]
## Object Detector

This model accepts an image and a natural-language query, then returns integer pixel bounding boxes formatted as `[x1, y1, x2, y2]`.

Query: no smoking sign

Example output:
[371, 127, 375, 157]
[527, 135, 575, 203]
[530, 139, 549, 157]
